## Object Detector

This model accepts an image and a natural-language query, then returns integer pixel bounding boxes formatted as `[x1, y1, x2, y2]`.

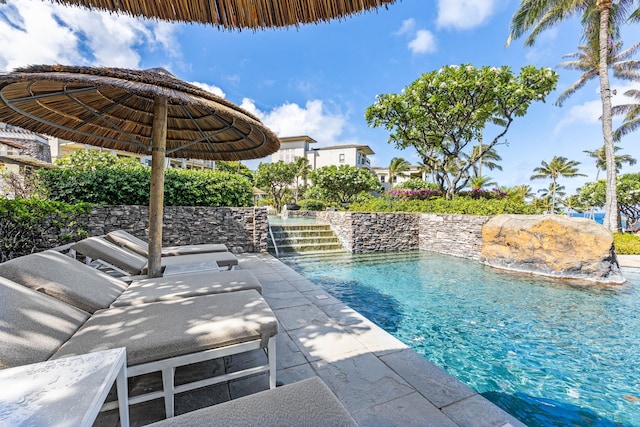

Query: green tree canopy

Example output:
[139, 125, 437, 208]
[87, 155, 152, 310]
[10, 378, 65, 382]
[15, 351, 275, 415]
[365, 64, 557, 199]
[215, 161, 253, 180]
[578, 173, 640, 229]
[310, 165, 380, 205]
[254, 161, 297, 212]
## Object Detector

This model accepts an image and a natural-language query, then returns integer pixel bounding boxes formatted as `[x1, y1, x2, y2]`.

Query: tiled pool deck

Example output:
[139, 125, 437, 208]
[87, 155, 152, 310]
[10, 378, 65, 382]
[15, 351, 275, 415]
[235, 253, 525, 427]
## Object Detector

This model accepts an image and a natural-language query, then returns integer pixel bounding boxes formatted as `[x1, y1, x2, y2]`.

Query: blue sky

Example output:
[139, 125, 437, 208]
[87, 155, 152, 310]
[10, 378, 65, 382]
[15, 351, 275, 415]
[1, 0, 639, 195]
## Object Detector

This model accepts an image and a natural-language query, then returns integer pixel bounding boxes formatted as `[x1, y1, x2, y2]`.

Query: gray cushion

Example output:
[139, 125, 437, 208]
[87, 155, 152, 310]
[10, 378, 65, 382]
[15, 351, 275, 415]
[0, 250, 127, 313]
[72, 236, 147, 275]
[160, 252, 238, 269]
[106, 230, 228, 257]
[51, 290, 278, 367]
[147, 377, 358, 427]
[112, 270, 262, 307]
[0, 276, 90, 369]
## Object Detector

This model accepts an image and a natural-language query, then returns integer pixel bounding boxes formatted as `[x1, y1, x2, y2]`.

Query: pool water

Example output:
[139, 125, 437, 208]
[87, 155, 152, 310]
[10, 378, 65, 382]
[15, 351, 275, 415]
[282, 251, 640, 427]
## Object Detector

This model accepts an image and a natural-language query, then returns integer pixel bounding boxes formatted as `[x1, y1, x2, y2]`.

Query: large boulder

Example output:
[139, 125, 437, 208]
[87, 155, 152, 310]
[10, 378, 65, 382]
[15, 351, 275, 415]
[480, 214, 625, 284]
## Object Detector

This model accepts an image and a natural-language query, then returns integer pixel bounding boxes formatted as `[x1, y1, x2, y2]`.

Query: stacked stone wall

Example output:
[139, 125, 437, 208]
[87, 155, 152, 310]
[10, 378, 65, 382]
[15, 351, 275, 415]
[82, 205, 268, 253]
[419, 214, 491, 260]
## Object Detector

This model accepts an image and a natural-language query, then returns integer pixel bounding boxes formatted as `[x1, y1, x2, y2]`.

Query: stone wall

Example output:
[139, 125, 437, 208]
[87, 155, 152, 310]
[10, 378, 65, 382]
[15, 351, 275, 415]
[419, 214, 491, 260]
[83, 205, 268, 253]
[317, 211, 420, 252]
[284, 210, 317, 219]
[317, 211, 489, 258]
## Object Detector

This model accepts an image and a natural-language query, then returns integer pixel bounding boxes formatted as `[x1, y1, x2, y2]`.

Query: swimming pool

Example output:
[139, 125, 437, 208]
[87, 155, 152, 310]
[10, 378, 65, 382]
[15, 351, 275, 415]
[282, 251, 640, 427]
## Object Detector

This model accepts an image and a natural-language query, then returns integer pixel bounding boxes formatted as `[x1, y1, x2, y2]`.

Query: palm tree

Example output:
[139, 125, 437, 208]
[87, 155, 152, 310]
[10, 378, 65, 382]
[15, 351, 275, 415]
[507, 0, 635, 231]
[612, 88, 640, 139]
[293, 156, 312, 202]
[469, 175, 497, 190]
[507, 184, 535, 201]
[537, 183, 567, 214]
[556, 39, 640, 106]
[531, 156, 586, 213]
[388, 157, 411, 188]
[584, 145, 636, 180]
[467, 145, 503, 178]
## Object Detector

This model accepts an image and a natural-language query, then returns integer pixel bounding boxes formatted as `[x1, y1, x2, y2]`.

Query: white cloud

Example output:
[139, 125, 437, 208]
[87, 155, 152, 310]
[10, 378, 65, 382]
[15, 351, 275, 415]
[190, 81, 226, 98]
[394, 18, 415, 36]
[0, 0, 181, 71]
[436, 0, 498, 30]
[240, 99, 347, 145]
[408, 30, 437, 55]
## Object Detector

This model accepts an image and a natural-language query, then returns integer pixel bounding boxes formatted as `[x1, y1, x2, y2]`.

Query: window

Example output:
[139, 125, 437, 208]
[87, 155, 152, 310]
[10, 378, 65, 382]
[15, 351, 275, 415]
[380, 176, 385, 183]
[339, 154, 345, 163]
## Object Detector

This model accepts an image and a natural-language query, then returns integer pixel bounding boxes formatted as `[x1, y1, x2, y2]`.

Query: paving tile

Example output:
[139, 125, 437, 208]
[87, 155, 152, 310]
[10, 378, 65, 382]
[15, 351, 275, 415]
[441, 394, 527, 427]
[344, 321, 408, 355]
[312, 353, 414, 413]
[289, 321, 370, 363]
[224, 348, 267, 374]
[288, 277, 320, 292]
[352, 392, 458, 427]
[275, 330, 308, 369]
[263, 290, 310, 309]
[380, 348, 475, 408]
[261, 280, 297, 295]
[273, 303, 333, 331]
[303, 289, 343, 306]
[276, 364, 318, 386]
[228, 372, 270, 399]
[320, 302, 376, 326]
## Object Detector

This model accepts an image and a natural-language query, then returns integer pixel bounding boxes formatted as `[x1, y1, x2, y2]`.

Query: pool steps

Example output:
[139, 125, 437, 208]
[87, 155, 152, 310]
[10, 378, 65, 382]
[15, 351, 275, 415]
[268, 224, 346, 256]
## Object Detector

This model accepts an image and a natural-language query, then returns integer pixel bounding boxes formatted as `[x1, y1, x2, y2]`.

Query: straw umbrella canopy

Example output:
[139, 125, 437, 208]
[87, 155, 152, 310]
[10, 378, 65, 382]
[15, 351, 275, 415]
[50, 0, 399, 30]
[0, 64, 280, 277]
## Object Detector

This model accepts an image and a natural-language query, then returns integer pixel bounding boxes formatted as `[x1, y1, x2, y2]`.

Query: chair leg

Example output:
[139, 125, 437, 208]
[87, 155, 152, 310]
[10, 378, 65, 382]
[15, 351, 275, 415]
[162, 366, 176, 418]
[268, 336, 276, 389]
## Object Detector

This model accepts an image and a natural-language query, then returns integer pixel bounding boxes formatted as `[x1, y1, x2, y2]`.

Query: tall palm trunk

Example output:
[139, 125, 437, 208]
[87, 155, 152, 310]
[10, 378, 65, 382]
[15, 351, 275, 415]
[598, 1, 620, 231]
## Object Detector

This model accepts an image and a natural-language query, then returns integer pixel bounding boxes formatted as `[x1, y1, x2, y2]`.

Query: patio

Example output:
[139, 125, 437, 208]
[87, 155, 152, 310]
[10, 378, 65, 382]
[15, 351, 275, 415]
[97, 253, 524, 427]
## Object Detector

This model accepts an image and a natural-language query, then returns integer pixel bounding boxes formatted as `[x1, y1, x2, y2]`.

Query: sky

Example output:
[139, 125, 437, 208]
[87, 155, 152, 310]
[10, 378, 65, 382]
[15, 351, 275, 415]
[1, 0, 639, 195]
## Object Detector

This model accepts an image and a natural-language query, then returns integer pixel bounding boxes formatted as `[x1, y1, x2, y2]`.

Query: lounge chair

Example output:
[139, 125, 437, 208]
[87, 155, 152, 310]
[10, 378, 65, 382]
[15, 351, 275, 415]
[105, 229, 228, 257]
[0, 250, 262, 312]
[70, 236, 238, 276]
[147, 377, 358, 427]
[0, 275, 278, 419]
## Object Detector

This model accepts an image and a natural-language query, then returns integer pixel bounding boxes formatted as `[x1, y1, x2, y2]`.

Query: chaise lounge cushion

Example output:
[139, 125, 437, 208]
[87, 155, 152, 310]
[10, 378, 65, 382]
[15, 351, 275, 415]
[0, 277, 90, 369]
[71, 237, 238, 275]
[112, 270, 263, 307]
[0, 250, 127, 314]
[147, 377, 358, 427]
[51, 290, 278, 366]
[106, 230, 228, 257]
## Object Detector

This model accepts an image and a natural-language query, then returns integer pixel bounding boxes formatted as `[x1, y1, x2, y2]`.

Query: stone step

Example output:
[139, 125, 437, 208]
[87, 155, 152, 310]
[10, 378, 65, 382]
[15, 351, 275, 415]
[270, 224, 332, 232]
[269, 243, 347, 253]
[270, 230, 337, 238]
[270, 236, 342, 245]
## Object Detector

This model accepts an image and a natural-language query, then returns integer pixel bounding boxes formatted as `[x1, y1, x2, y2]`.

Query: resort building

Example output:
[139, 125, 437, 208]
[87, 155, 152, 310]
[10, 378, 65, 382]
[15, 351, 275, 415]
[272, 135, 375, 171]
[372, 164, 426, 191]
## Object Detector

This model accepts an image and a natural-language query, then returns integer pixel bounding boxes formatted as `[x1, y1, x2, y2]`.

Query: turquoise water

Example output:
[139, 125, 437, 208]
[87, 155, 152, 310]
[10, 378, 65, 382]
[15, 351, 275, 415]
[283, 251, 640, 427]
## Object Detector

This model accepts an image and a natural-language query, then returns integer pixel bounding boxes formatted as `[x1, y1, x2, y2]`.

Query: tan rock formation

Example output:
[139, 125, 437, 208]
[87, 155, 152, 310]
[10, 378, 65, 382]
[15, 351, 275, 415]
[480, 214, 625, 284]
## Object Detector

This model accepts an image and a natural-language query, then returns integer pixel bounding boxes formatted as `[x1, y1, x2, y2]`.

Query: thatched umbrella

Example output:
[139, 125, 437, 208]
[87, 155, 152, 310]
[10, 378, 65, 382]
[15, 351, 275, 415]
[50, 0, 399, 30]
[0, 64, 280, 277]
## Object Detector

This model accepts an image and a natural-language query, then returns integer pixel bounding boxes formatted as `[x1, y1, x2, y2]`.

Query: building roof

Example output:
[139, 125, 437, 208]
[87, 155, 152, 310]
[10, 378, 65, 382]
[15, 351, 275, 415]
[278, 135, 318, 144]
[315, 144, 375, 155]
[0, 155, 56, 169]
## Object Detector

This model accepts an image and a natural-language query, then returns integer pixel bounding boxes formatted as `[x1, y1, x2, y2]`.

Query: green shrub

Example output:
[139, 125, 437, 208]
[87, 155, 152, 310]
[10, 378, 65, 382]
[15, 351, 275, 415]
[297, 199, 326, 211]
[38, 164, 253, 207]
[349, 196, 534, 215]
[614, 232, 640, 255]
[0, 198, 90, 261]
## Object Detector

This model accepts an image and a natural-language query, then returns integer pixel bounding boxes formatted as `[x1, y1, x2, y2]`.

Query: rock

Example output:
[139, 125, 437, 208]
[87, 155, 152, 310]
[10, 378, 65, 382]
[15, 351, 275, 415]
[480, 214, 625, 285]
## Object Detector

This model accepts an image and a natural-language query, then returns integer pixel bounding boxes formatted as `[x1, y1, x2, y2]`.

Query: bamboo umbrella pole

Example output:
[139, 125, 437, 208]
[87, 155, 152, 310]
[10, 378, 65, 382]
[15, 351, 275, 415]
[148, 96, 168, 278]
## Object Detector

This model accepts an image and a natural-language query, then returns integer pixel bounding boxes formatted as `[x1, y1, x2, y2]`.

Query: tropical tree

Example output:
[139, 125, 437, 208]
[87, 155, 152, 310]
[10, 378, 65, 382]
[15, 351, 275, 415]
[254, 161, 297, 213]
[293, 156, 312, 202]
[309, 165, 380, 205]
[467, 145, 503, 178]
[556, 38, 640, 106]
[365, 64, 557, 199]
[215, 161, 253, 180]
[563, 194, 586, 215]
[531, 156, 586, 213]
[584, 145, 636, 180]
[612, 88, 640, 139]
[388, 157, 411, 187]
[506, 184, 535, 201]
[507, 0, 636, 231]
[469, 175, 497, 191]
[537, 183, 567, 213]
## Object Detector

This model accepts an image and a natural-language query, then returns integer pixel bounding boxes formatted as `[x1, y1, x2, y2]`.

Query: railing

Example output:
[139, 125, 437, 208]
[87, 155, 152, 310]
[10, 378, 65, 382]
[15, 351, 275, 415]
[268, 225, 280, 258]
